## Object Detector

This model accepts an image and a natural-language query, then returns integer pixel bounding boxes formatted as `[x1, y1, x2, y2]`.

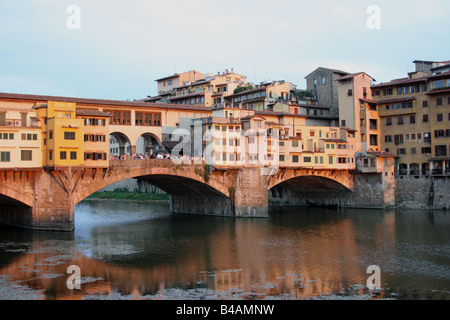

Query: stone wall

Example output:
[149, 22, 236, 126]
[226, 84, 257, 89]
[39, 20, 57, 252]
[395, 176, 450, 210]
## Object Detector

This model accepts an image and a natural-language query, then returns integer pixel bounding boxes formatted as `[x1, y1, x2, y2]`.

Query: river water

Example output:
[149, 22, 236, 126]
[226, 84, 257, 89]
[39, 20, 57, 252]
[0, 200, 448, 300]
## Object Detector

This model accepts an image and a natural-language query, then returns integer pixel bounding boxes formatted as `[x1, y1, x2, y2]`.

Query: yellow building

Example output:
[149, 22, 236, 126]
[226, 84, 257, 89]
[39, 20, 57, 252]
[0, 105, 42, 168]
[33, 101, 111, 168]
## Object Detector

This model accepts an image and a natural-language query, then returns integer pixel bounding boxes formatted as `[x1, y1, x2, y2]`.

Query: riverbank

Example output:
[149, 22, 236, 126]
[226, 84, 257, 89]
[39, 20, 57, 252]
[87, 191, 170, 202]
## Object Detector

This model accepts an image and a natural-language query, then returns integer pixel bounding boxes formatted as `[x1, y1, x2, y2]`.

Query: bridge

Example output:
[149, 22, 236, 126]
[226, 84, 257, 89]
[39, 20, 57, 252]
[0, 159, 362, 231]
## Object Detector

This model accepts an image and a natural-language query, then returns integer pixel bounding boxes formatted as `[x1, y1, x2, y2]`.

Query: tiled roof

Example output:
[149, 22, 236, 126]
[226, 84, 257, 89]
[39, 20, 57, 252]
[376, 97, 416, 104]
[371, 76, 428, 88]
[0, 92, 211, 112]
[367, 151, 399, 158]
[337, 72, 375, 81]
[426, 87, 450, 95]
[76, 109, 112, 117]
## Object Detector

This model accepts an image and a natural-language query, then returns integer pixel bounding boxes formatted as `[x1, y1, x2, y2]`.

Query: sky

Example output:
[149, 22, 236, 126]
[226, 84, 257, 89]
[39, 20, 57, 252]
[0, 0, 449, 101]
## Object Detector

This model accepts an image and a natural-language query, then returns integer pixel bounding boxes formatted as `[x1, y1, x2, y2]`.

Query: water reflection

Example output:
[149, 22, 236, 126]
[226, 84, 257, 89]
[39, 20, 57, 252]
[0, 200, 449, 300]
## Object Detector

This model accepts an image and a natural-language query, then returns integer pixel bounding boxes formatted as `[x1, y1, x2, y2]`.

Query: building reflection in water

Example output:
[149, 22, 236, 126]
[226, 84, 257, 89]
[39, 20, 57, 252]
[0, 204, 407, 300]
[5, 202, 448, 299]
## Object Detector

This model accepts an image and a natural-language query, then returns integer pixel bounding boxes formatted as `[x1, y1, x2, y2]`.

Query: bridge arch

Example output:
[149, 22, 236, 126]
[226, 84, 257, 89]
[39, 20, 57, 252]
[268, 168, 354, 191]
[73, 160, 231, 206]
[267, 168, 354, 206]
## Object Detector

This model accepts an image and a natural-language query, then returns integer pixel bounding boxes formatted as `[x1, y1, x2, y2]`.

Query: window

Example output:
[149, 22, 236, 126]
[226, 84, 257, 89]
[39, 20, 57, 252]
[70, 151, 77, 160]
[64, 132, 76, 140]
[423, 114, 429, 122]
[437, 98, 443, 106]
[21, 150, 32, 161]
[397, 148, 406, 155]
[385, 135, 393, 143]
[422, 101, 428, 108]
[435, 145, 447, 156]
[398, 117, 403, 125]
[279, 154, 285, 162]
[321, 77, 325, 85]
[424, 132, 431, 143]
[370, 135, 378, 146]
[411, 148, 417, 154]
[410, 115, 416, 124]
[105, 110, 131, 125]
[0, 151, 10, 162]
[437, 114, 443, 122]
[329, 156, 333, 164]
[397, 87, 402, 95]
[303, 157, 311, 163]
[386, 118, 392, 126]
[422, 147, 431, 154]
[60, 151, 67, 160]
[394, 134, 404, 145]
[292, 140, 299, 147]
[292, 155, 299, 163]
[369, 119, 377, 129]
[0, 133, 14, 140]
[435, 130, 445, 138]
[341, 120, 346, 127]
[22, 133, 37, 141]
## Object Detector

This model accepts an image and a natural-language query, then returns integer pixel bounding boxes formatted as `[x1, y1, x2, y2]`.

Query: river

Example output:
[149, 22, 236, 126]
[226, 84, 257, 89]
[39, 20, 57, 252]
[0, 200, 448, 300]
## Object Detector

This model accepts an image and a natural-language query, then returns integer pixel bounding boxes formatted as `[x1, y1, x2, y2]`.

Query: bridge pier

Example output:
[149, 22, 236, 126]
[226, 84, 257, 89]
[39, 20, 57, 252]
[30, 170, 75, 231]
[232, 167, 269, 218]
[169, 167, 269, 218]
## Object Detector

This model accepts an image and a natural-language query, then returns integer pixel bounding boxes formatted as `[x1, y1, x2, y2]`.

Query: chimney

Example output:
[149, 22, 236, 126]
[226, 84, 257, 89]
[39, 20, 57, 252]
[231, 68, 234, 73]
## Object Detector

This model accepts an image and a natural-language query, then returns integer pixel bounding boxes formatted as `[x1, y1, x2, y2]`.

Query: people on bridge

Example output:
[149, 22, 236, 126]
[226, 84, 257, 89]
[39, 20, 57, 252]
[109, 152, 204, 162]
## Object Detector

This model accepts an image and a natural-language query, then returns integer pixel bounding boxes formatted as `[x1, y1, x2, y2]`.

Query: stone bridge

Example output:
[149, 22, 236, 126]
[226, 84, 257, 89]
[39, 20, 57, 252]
[0, 160, 390, 231]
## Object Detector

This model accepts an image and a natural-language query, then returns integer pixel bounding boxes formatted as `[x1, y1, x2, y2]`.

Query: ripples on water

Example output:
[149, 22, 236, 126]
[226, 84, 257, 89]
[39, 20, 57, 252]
[0, 199, 449, 300]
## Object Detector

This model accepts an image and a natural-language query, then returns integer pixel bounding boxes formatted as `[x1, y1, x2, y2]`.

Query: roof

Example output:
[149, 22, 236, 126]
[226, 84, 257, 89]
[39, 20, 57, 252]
[305, 67, 349, 78]
[367, 151, 399, 158]
[371, 75, 428, 89]
[360, 98, 379, 104]
[340, 127, 357, 132]
[426, 87, 450, 95]
[154, 73, 180, 82]
[337, 72, 376, 82]
[0, 92, 212, 112]
[320, 138, 347, 143]
[376, 97, 416, 104]
[427, 70, 450, 80]
[76, 109, 112, 117]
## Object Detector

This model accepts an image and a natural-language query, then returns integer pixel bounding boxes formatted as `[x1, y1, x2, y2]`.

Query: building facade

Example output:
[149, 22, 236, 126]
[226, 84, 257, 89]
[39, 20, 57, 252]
[371, 61, 450, 177]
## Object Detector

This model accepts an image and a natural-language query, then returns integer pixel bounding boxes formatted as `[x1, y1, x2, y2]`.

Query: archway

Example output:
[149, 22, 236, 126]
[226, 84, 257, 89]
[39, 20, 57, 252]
[0, 194, 32, 228]
[398, 163, 408, 176]
[409, 163, 419, 175]
[269, 175, 352, 207]
[135, 133, 162, 157]
[109, 132, 132, 157]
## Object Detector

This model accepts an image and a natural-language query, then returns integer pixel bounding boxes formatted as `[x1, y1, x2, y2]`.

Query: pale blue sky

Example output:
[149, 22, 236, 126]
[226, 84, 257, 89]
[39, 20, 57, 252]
[0, 0, 449, 100]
